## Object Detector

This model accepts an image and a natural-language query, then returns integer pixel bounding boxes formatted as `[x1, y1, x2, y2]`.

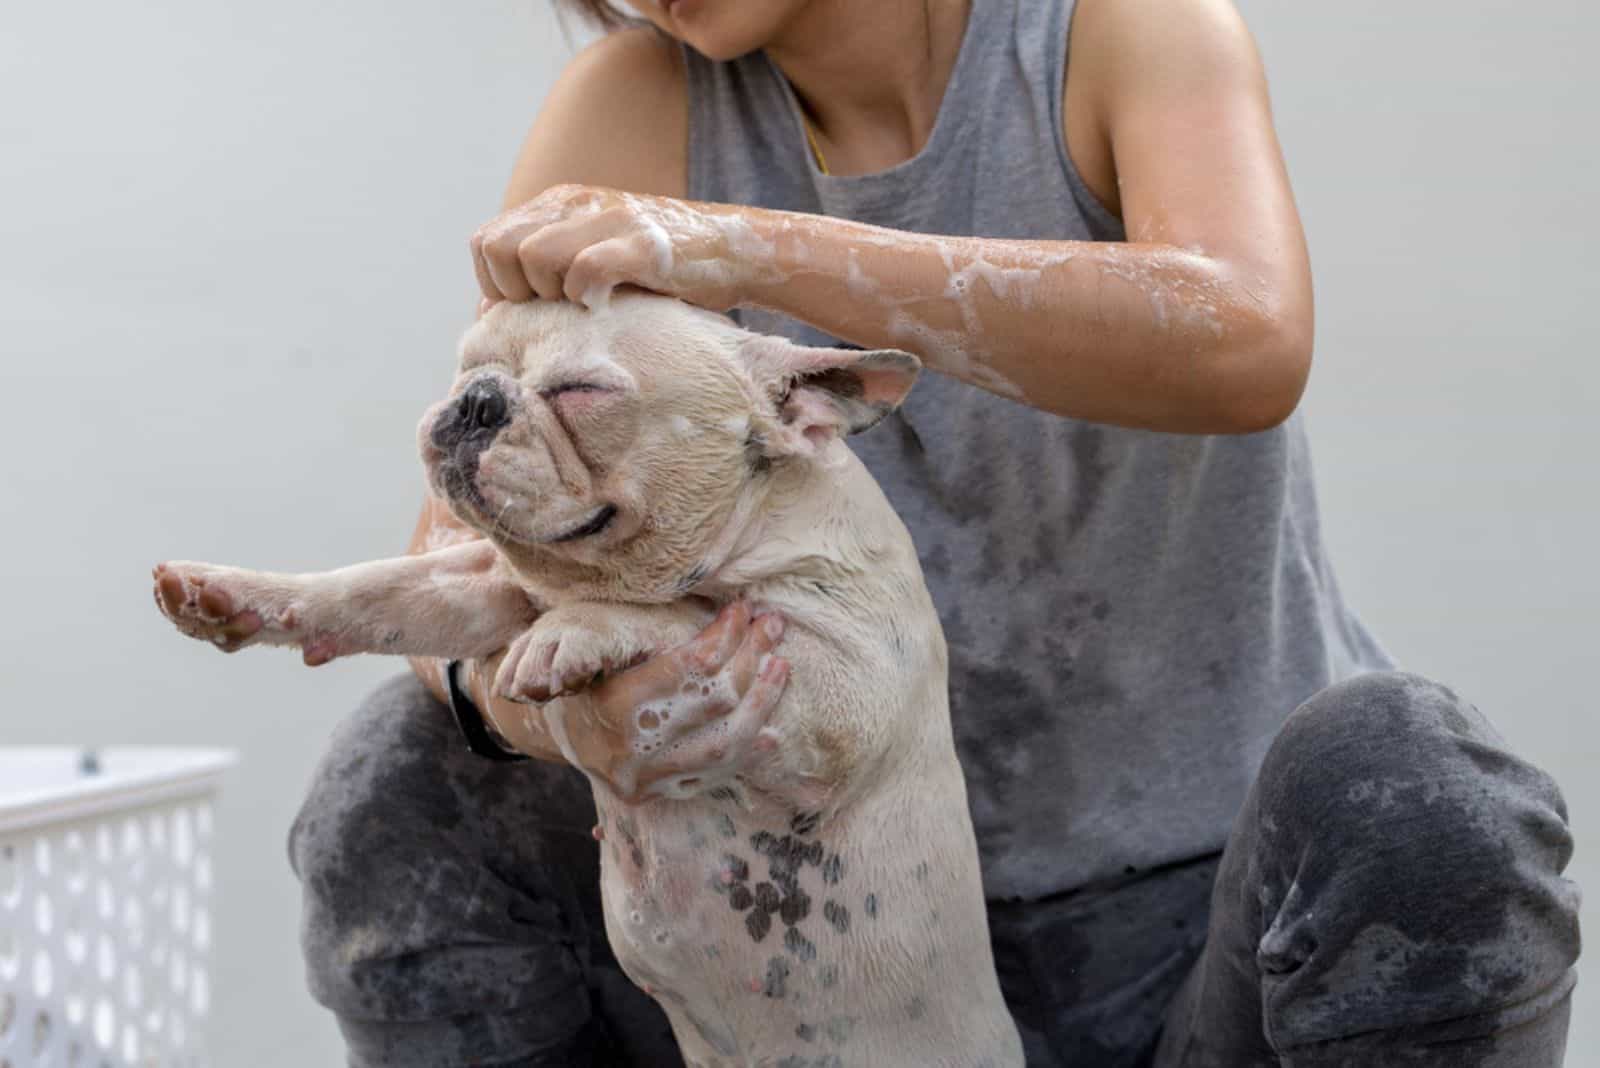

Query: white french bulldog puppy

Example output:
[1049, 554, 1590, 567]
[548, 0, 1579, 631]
[152, 293, 1022, 1068]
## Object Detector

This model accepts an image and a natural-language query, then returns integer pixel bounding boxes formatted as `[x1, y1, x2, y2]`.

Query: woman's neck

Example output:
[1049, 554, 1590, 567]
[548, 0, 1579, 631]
[764, 0, 973, 173]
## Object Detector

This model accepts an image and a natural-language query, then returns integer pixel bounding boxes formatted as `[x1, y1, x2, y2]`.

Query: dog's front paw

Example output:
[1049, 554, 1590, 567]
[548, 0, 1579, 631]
[152, 562, 333, 662]
[494, 612, 652, 704]
[153, 562, 273, 652]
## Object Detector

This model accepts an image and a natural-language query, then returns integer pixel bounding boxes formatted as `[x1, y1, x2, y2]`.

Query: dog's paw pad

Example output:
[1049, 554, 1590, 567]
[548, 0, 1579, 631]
[196, 584, 237, 623]
[152, 562, 283, 653]
[301, 635, 340, 667]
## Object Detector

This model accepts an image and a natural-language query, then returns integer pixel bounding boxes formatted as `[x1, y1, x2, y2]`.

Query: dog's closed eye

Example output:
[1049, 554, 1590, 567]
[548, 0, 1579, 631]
[539, 383, 618, 418]
[539, 382, 608, 398]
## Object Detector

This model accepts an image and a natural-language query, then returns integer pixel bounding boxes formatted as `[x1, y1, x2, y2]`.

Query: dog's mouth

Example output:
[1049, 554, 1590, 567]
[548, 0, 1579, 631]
[439, 463, 615, 547]
[546, 504, 617, 544]
[437, 459, 492, 518]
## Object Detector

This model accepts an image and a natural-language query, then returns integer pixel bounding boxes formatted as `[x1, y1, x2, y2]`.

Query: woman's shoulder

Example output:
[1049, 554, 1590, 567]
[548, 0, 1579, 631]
[566, 23, 683, 90]
[506, 26, 688, 203]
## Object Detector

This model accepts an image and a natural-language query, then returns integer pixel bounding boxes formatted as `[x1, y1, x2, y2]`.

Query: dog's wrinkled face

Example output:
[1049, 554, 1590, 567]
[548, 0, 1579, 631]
[417, 293, 918, 595]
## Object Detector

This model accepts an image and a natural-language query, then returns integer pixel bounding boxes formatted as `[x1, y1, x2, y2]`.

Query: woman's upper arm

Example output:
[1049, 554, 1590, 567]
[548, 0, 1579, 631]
[1065, 0, 1313, 346]
[501, 25, 689, 209]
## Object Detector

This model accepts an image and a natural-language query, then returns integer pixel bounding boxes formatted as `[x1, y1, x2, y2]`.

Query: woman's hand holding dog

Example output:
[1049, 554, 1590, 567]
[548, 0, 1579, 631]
[472, 601, 789, 801]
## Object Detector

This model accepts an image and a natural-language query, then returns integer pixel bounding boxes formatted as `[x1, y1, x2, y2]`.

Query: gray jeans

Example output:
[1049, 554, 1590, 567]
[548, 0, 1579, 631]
[289, 672, 1579, 1066]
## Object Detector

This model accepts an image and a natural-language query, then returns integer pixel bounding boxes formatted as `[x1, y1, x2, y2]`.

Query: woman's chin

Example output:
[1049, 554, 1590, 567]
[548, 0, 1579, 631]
[637, 0, 803, 62]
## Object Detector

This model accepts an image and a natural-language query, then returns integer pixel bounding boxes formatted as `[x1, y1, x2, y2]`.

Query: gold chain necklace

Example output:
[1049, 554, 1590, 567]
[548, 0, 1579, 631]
[800, 111, 830, 175]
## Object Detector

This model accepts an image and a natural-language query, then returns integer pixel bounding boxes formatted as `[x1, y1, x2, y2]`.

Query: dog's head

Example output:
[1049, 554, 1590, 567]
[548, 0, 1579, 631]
[417, 293, 918, 597]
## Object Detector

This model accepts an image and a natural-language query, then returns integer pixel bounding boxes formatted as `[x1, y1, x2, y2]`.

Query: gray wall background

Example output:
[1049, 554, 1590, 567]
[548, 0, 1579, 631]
[2, 1, 1594, 1063]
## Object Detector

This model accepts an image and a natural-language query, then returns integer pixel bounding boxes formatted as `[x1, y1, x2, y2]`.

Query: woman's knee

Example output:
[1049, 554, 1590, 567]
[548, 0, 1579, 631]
[289, 672, 598, 880]
[288, 673, 462, 884]
[1242, 671, 1580, 1049]
[1254, 670, 1579, 975]
[1257, 670, 1569, 841]
[1247, 670, 1578, 939]
[289, 674, 602, 1019]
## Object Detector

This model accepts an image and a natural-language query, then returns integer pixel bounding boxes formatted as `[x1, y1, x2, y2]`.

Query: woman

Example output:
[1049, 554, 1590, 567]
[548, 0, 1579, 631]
[289, 1, 1580, 1064]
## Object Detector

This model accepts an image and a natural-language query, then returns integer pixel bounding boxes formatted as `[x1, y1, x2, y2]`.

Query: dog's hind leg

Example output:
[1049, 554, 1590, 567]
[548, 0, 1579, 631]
[152, 540, 538, 665]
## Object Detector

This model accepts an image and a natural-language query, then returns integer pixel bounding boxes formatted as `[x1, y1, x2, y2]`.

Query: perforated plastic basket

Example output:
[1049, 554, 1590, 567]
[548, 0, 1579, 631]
[0, 748, 235, 1068]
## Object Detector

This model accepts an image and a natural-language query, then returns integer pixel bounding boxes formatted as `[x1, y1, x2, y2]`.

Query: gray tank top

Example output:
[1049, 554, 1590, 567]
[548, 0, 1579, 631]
[681, 0, 1393, 901]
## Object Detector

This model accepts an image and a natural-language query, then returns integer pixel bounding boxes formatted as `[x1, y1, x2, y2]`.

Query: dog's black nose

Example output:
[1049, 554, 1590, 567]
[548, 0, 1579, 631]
[460, 379, 509, 432]
[433, 378, 510, 449]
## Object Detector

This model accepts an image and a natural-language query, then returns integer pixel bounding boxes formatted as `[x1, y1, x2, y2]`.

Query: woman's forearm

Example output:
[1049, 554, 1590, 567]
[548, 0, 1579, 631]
[472, 186, 1310, 433]
[736, 209, 1310, 433]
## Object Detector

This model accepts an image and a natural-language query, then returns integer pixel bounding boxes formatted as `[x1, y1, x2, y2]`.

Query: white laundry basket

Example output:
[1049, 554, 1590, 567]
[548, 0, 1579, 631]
[0, 748, 236, 1068]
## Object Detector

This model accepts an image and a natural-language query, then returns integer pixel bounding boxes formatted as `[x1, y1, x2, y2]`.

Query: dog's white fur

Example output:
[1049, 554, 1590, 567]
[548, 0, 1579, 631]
[154, 294, 1021, 1067]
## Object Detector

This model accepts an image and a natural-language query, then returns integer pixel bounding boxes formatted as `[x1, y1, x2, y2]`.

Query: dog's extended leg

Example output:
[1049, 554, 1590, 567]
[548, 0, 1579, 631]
[152, 541, 536, 665]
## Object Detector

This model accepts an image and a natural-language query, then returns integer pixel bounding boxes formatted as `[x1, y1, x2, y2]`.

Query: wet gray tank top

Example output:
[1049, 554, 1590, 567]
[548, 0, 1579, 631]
[681, 0, 1393, 901]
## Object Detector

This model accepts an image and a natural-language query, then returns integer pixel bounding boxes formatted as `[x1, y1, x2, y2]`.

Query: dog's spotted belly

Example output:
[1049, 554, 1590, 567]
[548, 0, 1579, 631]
[594, 796, 949, 1066]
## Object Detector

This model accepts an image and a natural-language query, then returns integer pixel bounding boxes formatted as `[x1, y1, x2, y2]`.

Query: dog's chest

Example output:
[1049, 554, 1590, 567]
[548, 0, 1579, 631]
[594, 795, 938, 1062]
[598, 797, 856, 979]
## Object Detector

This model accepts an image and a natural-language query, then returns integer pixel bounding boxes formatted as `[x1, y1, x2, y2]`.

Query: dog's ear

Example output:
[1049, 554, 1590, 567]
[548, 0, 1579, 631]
[739, 336, 920, 458]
